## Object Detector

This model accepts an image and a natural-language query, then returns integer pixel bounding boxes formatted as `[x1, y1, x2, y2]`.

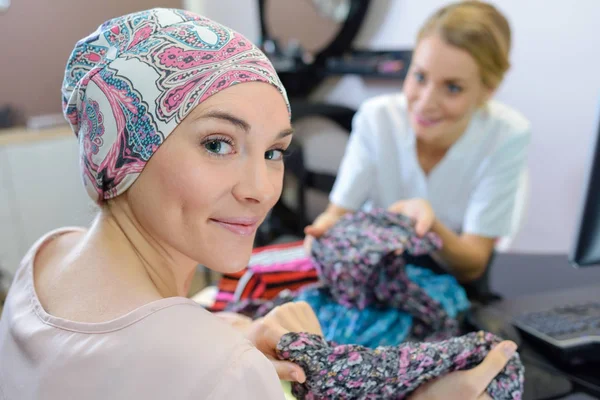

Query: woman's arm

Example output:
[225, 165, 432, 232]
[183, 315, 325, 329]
[430, 218, 496, 282]
[388, 199, 495, 283]
[390, 129, 531, 282]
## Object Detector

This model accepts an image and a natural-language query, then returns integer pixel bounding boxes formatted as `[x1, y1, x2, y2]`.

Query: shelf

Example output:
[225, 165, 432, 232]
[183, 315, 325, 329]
[0, 125, 73, 147]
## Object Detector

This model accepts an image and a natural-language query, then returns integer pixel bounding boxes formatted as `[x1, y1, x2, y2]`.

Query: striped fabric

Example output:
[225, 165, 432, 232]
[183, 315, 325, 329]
[210, 241, 318, 312]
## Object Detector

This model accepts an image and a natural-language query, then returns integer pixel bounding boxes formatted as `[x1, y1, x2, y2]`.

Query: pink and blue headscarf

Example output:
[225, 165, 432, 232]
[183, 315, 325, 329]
[62, 8, 289, 203]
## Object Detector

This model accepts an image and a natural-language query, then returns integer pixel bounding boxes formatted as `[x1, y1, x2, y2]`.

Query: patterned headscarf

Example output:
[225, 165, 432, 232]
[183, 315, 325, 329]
[62, 8, 289, 203]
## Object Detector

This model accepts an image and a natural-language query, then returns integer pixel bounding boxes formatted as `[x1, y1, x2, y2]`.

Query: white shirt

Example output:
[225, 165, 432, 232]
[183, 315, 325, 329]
[329, 93, 531, 238]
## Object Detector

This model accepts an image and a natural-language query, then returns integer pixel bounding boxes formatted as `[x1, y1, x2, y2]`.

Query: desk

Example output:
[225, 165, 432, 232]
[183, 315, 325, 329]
[479, 253, 600, 400]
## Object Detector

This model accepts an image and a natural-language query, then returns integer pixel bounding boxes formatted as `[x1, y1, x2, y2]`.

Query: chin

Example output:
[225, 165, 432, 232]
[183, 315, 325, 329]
[193, 223, 259, 274]
[201, 245, 254, 275]
[414, 128, 435, 142]
[415, 125, 448, 143]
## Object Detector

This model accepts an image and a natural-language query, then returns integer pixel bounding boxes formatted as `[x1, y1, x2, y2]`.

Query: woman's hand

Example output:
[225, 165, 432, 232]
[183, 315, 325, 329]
[244, 302, 323, 383]
[387, 198, 436, 236]
[263, 301, 323, 337]
[303, 212, 344, 253]
[409, 340, 518, 400]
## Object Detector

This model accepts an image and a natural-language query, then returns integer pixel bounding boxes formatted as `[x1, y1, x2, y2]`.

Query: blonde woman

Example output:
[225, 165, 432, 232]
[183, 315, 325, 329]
[306, 1, 530, 284]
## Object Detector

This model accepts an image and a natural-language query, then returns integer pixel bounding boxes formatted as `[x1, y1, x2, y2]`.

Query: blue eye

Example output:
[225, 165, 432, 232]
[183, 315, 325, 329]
[265, 148, 288, 161]
[414, 72, 425, 83]
[203, 138, 234, 156]
[447, 83, 463, 94]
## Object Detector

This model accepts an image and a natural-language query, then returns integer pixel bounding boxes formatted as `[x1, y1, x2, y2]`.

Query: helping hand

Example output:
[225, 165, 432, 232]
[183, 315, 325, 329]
[408, 341, 518, 400]
[242, 301, 323, 383]
[303, 212, 343, 254]
[387, 198, 436, 236]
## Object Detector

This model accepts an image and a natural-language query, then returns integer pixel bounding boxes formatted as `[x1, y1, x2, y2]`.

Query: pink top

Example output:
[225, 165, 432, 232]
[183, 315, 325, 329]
[0, 229, 285, 399]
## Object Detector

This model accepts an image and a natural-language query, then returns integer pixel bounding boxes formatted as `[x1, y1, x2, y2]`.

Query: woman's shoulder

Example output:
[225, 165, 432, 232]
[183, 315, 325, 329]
[483, 100, 531, 138]
[93, 301, 280, 397]
[359, 92, 408, 117]
[13, 227, 86, 280]
[133, 303, 282, 396]
[25, 227, 87, 259]
[354, 93, 411, 143]
[137, 302, 260, 361]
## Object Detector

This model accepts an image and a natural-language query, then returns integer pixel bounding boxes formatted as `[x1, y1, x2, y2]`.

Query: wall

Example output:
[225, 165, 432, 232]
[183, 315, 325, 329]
[0, 133, 94, 276]
[0, 1, 183, 275]
[183, 0, 261, 44]
[183, 0, 342, 53]
[0, 0, 182, 122]
[190, 0, 600, 254]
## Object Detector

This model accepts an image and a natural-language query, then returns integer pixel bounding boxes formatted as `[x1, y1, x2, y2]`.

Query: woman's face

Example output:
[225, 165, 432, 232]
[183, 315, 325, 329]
[126, 82, 292, 273]
[403, 34, 492, 148]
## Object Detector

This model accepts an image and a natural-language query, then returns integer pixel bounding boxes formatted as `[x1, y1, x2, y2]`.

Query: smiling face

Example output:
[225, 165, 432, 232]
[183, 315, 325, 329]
[124, 82, 293, 273]
[402, 34, 492, 148]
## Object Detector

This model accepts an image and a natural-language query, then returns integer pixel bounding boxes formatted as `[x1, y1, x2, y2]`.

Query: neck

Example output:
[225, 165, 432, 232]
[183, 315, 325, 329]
[416, 137, 451, 158]
[84, 202, 197, 299]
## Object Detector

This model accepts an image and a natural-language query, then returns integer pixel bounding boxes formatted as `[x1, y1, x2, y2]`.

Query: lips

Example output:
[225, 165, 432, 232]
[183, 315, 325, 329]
[209, 217, 260, 236]
[414, 113, 442, 127]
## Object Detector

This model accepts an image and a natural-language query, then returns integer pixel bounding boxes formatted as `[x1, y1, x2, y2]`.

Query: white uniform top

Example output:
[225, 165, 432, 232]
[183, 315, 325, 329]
[329, 93, 531, 238]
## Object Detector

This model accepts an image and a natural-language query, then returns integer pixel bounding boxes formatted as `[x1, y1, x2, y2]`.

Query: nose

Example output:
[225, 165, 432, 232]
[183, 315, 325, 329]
[416, 83, 439, 111]
[232, 155, 279, 205]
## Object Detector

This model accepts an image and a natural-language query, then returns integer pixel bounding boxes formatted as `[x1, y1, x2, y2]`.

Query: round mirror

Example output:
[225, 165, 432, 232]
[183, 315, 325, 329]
[311, 0, 351, 23]
[0, 0, 11, 12]
[264, 0, 348, 54]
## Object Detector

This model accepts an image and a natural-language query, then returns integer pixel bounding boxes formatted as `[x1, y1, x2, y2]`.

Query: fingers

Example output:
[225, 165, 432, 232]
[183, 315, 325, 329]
[295, 301, 324, 336]
[388, 199, 435, 236]
[304, 222, 327, 238]
[414, 208, 435, 236]
[247, 317, 289, 358]
[415, 215, 433, 236]
[304, 213, 340, 238]
[387, 203, 403, 214]
[265, 305, 295, 332]
[303, 225, 314, 235]
[263, 318, 289, 349]
[466, 340, 517, 394]
[303, 235, 314, 254]
[270, 359, 306, 383]
[247, 314, 308, 384]
[264, 302, 323, 337]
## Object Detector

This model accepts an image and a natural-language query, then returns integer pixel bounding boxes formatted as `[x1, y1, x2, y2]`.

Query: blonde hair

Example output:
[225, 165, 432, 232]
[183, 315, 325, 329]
[417, 1, 511, 89]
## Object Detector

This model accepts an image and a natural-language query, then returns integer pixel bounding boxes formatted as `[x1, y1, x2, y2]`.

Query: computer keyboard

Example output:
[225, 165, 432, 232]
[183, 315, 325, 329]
[513, 301, 600, 365]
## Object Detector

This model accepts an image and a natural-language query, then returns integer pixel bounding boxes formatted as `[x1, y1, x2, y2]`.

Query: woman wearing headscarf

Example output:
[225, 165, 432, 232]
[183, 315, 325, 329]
[0, 8, 516, 399]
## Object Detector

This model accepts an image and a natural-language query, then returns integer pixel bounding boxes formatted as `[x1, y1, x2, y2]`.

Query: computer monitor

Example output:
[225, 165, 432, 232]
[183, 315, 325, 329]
[569, 101, 600, 267]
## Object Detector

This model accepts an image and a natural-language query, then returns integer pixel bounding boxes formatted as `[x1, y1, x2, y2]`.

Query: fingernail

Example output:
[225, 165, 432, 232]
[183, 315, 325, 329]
[502, 341, 517, 358]
[291, 371, 303, 383]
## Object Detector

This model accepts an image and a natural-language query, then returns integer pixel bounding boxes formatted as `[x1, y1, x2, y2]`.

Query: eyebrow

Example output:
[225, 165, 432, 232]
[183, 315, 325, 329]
[202, 110, 250, 132]
[412, 64, 469, 84]
[444, 78, 468, 85]
[199, 110, 294, 139]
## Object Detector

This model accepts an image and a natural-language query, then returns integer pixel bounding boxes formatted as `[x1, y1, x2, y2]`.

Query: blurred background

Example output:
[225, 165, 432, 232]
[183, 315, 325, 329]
[1, 0, 600, 280]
